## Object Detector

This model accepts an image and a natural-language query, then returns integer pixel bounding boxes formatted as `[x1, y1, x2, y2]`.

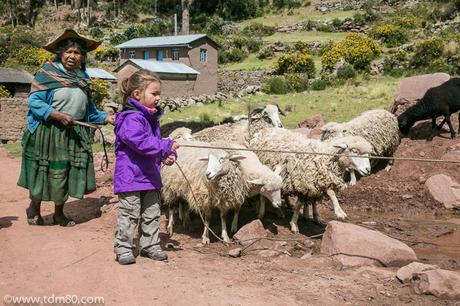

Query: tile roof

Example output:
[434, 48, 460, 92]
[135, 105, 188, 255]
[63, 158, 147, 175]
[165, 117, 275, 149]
[86, 68, 117, 80]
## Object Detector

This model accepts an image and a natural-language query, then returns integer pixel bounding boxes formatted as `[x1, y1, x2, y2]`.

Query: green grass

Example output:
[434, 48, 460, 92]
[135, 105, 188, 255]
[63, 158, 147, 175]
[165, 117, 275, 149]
[162, 76, 400, 128]
[220, 53, 277, 72]
[0, 142, 22, 157]
[240, 7, 357, 27]
[263, 31, 347, 44]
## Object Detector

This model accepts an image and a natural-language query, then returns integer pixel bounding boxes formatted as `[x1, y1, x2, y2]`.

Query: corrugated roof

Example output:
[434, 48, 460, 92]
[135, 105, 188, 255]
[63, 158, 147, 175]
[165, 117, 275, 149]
[116, 34, 207, 49]
[121, 59, 199, 75]
[0, 68, 34, 84]
[86, 68, 117, 80]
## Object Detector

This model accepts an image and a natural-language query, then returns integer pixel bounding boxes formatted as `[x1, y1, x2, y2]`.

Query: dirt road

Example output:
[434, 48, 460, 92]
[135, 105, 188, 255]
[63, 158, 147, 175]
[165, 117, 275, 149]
[0, 140, 458, 305]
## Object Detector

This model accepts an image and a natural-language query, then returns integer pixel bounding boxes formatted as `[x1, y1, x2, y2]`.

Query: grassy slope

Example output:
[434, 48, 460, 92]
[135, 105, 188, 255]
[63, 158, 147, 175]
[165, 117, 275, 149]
[161, 76, 400, 128]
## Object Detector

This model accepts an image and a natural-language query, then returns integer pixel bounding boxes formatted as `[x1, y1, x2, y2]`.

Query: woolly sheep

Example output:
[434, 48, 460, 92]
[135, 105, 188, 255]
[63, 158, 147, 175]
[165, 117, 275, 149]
[320, 109, 400, 185]
[248, 105, 373, 233]
[161, 141, 249, 244]
[398, 78, 460, 141]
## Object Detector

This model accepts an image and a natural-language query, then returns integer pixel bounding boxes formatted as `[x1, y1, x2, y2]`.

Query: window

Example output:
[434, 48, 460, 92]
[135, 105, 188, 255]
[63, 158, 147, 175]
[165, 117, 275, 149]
[129, 51, 136, 59]
[172, 49, 180, 61]
[200, 48, 207, 63]
[157, 50, 164, 61]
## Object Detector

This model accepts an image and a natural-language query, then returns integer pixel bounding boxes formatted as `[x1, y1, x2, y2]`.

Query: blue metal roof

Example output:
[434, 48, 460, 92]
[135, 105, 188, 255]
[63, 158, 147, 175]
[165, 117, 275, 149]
[86, 68, 117, 80]
[126, 59, 199, 75]
[116, 34, 207, 49]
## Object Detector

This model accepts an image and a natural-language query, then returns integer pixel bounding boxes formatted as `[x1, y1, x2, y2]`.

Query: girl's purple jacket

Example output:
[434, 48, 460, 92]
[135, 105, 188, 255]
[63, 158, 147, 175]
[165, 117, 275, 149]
[113, 98, 174, 194]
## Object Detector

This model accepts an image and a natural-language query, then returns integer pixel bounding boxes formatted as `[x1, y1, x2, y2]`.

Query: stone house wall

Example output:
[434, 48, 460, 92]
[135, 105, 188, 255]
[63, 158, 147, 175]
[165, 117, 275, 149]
[0, 98, 27, 142]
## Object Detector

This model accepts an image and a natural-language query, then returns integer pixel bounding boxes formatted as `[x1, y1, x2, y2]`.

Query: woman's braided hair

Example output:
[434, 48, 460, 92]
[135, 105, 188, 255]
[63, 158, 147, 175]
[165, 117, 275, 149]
[120, 69, 162, 105]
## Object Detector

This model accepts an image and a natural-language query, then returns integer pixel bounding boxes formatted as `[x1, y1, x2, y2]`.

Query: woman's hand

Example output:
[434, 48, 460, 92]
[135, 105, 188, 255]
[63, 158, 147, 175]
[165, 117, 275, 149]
[105, 114, 115, 125]
[163, 155, 176, 166]
[49, 110, 74, 127]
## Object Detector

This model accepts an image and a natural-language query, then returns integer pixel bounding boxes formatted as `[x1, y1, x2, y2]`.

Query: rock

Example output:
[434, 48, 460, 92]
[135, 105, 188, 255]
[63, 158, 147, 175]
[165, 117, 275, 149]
[390, 73, 450, 116]
[320, 221, 417, 267]
[425, 174, 460, 209]
[258, 250, 281, 258]
[396, 262, 439, 283]
[228, 248, 242, 258]
[419, 151, 425, 157]
[233, 220, 268, 245]
[411, 269, 460, 300]
[442, 150, 460, 162]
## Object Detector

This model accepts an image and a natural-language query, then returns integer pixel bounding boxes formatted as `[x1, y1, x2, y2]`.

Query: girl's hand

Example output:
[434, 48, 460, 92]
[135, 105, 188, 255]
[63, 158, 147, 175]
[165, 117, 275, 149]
[105, 115, 115, 125]
[163, 155, 176, 166]
[170, 141, 180, 152]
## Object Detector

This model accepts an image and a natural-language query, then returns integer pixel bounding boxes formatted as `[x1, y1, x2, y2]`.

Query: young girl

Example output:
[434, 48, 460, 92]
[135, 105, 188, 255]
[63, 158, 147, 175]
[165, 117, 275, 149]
[114, 69, 179, 265]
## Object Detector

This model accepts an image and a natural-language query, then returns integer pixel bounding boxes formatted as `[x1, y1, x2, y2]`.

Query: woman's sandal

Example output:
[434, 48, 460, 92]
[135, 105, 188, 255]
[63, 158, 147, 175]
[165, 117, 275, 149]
[26, 208, 44, 226]
[52, 214, 76, 227]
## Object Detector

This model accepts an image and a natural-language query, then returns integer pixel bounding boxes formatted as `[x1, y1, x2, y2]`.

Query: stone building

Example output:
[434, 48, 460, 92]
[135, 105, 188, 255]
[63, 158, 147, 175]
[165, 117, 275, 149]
[115, 34, 218, 97]
[0, 68, 34, 98]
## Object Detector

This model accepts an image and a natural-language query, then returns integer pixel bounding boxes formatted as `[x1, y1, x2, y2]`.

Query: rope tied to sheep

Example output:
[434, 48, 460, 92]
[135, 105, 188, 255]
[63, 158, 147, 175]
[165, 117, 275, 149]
[74, 120, 109, 172]
[179, 143, 460, 164]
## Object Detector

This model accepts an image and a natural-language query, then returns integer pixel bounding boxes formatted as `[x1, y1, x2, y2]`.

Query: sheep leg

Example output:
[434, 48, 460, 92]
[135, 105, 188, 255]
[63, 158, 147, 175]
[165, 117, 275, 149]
[178, 202, 184, 221]
[231, 207, 240, 234]
[167, 207, 175, 237]
[349, 170, 357, 186]
[312, 202, 325, 225]
[326, 189, 347, 220]
[458, 112, 460, 134]
[288, 195, 301, 234]
[428, 117, 447, 140]
[445, 115, 456, 139]
[220, 210, 231, 243]
[257, 195, 266, 219]
[201, 210, 211, 245]
[302, 202, 310, 221]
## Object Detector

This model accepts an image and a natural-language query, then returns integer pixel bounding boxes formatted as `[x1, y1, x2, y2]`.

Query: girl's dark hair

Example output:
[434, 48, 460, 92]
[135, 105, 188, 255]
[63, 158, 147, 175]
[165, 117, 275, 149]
[53, 39, 88, 70]
[120, 69, 162, 105]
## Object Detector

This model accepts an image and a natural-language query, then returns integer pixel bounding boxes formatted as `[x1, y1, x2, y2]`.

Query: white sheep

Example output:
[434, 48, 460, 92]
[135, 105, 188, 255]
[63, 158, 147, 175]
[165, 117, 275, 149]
[161, 141, 249, 244]
[320, 109, 400, 185]
[248, 105, 373, 233]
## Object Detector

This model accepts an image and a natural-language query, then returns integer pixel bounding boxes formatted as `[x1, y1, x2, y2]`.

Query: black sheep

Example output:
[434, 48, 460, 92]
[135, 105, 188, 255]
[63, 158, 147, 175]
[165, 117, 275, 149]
[398, 78, 460, 141]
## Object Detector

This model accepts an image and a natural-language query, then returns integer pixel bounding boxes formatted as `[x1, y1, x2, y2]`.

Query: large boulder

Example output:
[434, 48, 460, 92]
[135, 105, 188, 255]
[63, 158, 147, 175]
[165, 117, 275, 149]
[412, 269, 460, 300]
[396, 262, 439, 283]
[321, 221, 417, 267]
[390, 73, 450, 116]
[425, 174, 460, 209]
[233, 220, 268, 245]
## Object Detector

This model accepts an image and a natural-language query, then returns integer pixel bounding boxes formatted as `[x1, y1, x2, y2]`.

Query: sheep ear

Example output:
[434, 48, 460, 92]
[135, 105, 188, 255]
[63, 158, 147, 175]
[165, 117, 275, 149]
[248, 179, 264, 186]
[250, 106, 265, 117]
[333, 143, 348, 149]
[273, 103, 286, 116]
[229, 154, 246, 161]
[274, 164, 284, 175]
[199, 156, 209, 161]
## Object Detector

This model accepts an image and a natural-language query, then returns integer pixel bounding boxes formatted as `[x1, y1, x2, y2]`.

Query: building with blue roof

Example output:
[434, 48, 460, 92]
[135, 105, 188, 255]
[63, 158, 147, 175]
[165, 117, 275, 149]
[115, 34, 217, 97]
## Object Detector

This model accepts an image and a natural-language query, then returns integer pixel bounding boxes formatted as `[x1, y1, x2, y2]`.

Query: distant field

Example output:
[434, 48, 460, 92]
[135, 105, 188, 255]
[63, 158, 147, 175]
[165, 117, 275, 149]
[221, 55, 323, 74]
[161, 76, 400, 128]
[240, 7, 357, 27]
[263, 31, 347, 43]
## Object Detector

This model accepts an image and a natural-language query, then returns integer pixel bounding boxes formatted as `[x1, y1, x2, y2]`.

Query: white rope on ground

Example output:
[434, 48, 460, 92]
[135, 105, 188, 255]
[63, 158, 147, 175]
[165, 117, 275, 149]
[179, 143, 460, 164]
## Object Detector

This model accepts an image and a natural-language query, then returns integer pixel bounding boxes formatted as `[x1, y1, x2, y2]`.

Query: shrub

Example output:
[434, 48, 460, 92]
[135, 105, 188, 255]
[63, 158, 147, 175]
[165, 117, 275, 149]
[95, 45, 119, 62]
[199, 111, 212, 122]
[410, 37, 444, 68]
[0, 85, 12, 98]
[206, 16, 227, 35]
[275, 52, 315, 77]
[321, 33, 381, 71]
[246, 37, 263, 53]
[332, 18, 343, 28]
[257, 46, 274, 59]
[317, 23, 335, 32]
[294, 41, 310, 53]
[219, 47, 248, 64]
[285, 73, 309, 92]
[371, 24, 408, 47]
[109, 33, 127, 45]
[243, 23, 275, 37]
[90, 78, 110, 108]
[352, 13, 366, 26]
[336, 63, 356, 79]
[261, 77, 289, 94]
[89, 27, 104, 39]
[5, 47, 53, 72]
[311, 79, 328, 91]
[392, 16, 421, 29]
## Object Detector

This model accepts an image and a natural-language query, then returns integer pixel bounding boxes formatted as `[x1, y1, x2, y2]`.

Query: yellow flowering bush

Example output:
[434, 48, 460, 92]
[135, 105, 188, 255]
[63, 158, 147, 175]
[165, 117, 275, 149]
[393, 16, 421, 29]
[371, 23, 408, 47]
[275, 52, 315, 78]
[90, 78, 110, 108]
[0, 85, 12, 98]
[7, 47, 53, 72]
[321, 33, 381, 71]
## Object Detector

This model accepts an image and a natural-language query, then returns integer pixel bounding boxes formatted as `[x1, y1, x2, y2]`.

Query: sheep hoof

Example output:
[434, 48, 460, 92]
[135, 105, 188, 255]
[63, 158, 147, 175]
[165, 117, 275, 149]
[335, 211, 348, 220]
[222, 235, 231, 243]
[167, 225, 174, 237]
[348, 181, 356, 187]
[313, 218, 326, 226]
[290, 223, 299, 234]
[202, 236, 211, 245]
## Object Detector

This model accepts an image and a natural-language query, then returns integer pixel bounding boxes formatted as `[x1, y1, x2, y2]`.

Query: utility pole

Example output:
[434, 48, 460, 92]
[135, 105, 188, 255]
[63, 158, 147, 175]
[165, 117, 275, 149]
[181, 0, 190, 35]
[174, 13, 177, 36]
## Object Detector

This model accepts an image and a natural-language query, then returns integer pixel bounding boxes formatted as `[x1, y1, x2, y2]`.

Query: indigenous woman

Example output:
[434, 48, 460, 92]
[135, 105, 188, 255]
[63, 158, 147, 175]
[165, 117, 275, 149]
[18, 29, 115, 226]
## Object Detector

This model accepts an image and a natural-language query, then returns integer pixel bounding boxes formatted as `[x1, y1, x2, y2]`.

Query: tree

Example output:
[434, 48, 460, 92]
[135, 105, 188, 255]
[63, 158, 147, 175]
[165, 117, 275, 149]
[181, 0, 191, 34]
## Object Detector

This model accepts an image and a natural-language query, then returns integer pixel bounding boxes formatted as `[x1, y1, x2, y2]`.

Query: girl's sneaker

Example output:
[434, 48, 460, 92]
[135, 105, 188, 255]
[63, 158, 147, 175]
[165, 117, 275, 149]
[116, 252, 136, 265]
[140, 248, 168, 261]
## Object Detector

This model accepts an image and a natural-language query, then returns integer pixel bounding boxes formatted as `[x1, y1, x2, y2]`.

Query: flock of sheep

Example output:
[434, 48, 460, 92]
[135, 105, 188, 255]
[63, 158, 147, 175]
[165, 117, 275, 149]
[160, 104, 401, 244]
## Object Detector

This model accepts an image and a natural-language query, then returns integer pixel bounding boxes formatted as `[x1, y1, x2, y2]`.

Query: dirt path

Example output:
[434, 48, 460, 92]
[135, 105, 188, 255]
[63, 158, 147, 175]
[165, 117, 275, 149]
[0, 145, 458, 306]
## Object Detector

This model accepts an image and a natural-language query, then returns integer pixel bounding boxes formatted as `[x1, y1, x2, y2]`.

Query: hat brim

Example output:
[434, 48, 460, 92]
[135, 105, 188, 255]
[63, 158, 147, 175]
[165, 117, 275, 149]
[43, 29, 101, 53]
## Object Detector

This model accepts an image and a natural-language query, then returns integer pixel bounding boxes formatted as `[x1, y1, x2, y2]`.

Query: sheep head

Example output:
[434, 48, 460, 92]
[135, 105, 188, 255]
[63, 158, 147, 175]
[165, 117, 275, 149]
[320, 122, 346, 140]
[201, 151, 245, 181]
[169, 127, 193, 141]
[249, 104, 284, 128]
[247, 175, 283, 209]
[397, 112, 413, 135]
[331, 136, 372, 176]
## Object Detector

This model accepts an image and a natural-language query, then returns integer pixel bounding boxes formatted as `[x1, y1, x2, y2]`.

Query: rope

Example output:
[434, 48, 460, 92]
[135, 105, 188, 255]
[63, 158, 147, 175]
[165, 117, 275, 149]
[74, 120, 109, 172]
[179, 143, 460, 164]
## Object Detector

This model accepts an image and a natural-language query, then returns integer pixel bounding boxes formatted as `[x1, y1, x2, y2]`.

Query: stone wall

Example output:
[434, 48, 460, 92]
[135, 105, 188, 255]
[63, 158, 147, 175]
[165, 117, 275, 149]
[0, 98, 28, 142]
[218, 71, 273, 93]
